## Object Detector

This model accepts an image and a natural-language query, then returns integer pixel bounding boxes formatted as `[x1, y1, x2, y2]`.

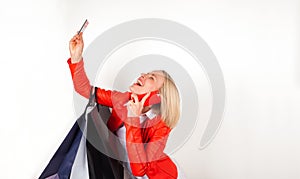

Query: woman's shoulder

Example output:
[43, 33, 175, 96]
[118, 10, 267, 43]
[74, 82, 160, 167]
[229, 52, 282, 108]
[148, 115, 172, 132]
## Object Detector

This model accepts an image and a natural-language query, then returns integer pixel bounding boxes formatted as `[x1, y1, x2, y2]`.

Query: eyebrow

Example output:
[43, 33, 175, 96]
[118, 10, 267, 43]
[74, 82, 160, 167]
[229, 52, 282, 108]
[148, 72, 158, 77]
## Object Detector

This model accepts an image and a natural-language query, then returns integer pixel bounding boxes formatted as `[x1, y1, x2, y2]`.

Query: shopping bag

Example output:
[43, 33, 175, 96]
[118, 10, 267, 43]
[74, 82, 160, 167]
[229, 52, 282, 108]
[39, 87, 127, 179]
[39, 114, 85, 179]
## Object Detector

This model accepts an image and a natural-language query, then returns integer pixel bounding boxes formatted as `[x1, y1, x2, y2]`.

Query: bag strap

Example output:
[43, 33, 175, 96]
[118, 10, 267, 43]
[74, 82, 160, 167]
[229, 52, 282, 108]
[88, 86, 96, 107]
[84, 86, 97, 113]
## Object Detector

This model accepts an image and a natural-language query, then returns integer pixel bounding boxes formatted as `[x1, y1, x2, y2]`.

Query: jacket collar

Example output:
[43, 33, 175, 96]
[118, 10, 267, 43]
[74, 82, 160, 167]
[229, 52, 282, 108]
[140, 109, 156, 123]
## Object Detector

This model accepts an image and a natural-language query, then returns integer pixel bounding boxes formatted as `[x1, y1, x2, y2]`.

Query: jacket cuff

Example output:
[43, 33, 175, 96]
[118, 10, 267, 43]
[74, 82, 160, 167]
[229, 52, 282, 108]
[67, 58, 84, 79]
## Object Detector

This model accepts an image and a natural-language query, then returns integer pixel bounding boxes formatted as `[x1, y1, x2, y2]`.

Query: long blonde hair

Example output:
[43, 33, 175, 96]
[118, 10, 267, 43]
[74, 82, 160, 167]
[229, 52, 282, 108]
[154, 70, 181, 129]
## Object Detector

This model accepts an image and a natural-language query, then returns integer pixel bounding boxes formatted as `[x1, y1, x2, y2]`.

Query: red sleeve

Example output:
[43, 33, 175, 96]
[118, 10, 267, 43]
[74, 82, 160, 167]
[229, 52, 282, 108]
[124, 117, 171, 177]
[67, 58, 113, 107]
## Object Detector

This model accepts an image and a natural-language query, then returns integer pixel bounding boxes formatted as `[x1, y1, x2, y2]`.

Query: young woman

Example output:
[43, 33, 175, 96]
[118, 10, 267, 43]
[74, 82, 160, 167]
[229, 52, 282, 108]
[68, 32, 182, 179]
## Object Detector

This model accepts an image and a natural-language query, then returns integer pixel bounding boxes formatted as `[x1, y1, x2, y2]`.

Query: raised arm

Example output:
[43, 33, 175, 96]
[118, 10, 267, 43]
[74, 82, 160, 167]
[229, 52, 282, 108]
[68, 33, 114, 107]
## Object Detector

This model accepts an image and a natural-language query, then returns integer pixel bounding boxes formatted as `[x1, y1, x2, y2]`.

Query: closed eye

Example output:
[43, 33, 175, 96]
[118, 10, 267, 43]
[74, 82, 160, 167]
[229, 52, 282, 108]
[149, 76, 155, 80]
[147, 73, 157, 81]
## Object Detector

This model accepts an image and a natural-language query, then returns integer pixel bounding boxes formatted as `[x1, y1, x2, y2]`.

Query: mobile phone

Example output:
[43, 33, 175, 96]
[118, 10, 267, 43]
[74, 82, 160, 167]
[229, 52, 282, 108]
[131, 90, 161, 106]
[78, 19, 89, 35]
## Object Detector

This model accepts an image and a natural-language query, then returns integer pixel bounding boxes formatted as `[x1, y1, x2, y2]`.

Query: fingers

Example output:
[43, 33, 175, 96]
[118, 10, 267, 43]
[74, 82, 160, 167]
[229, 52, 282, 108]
[70, 32, 83, 43]
[69, 35, 76, 43]
[127, 92, 150, 117]
[127, 99, 134, 106]
[130, 92, 151, 105]
[77, 32, 83, 42]
[131, 93, 139, 103]
[140, 92, 151, 106]
[127, 99, 139, 117]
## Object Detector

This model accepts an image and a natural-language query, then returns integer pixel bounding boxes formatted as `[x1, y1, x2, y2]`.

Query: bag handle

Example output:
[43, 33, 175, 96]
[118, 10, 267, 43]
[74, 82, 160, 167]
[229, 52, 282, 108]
[88, 86, 96, 106]
[84, 86, 97, 114]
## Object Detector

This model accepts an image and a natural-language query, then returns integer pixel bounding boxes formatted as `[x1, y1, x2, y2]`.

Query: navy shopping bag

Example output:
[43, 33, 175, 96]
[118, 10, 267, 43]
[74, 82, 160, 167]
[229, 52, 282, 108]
[39, 115, 85, 179]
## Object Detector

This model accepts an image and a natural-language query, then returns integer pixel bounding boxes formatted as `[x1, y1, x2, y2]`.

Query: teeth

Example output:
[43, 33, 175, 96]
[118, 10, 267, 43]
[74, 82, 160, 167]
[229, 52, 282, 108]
[137, 80, 143, 86]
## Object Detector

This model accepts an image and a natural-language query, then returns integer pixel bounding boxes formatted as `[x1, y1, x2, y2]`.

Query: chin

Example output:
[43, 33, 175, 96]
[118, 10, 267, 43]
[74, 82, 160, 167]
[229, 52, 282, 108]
[129, 86, 138, 93]
[129, 87, 141, 94]
[129, 84, 147, 94]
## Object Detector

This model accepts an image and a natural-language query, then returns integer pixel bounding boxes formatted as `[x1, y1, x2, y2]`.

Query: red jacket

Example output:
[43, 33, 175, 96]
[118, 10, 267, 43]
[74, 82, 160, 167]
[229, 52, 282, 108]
[68, 58, 178, 178]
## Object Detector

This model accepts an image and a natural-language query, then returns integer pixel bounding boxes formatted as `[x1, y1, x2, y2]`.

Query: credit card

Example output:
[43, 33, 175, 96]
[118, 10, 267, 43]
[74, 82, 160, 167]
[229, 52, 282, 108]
[78, 19, 89, 34]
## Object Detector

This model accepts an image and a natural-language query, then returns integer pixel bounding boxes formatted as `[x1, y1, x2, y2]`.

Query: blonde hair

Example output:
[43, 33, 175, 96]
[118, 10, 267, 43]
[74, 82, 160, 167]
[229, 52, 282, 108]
[155, 70, 181, 129]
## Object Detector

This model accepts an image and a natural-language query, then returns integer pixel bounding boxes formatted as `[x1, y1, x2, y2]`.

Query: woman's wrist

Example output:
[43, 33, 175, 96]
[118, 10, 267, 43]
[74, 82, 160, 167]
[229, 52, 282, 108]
[71, 56, 83, 64]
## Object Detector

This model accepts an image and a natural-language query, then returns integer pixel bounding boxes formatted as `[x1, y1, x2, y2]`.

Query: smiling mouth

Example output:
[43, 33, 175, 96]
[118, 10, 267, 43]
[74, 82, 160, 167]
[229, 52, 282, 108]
[134, 79, 143, 87]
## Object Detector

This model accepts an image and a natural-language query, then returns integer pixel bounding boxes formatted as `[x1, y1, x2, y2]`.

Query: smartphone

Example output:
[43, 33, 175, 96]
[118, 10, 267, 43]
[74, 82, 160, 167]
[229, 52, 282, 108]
[130, 90, 161, 106]
[78, 19, 89, 35]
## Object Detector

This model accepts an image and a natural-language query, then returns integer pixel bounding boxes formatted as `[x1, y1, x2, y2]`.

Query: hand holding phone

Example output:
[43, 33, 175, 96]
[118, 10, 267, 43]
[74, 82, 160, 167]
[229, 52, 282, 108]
[131, 90, 161, 106]
[126, 91, 161, 117]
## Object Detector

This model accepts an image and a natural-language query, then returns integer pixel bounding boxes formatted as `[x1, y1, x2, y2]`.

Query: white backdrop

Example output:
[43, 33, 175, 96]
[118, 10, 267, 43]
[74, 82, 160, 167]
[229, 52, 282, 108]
[0, 0, 300, 178]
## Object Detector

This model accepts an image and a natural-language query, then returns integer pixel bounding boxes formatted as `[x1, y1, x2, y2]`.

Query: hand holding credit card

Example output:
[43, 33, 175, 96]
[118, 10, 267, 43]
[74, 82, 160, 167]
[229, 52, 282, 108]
[69, 19, 88, 63]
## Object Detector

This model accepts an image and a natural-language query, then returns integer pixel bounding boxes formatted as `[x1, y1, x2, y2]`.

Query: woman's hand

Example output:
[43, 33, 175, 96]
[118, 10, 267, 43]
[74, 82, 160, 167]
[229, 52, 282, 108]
[69, 32, 84, 63]
[127, 92, 150, 117]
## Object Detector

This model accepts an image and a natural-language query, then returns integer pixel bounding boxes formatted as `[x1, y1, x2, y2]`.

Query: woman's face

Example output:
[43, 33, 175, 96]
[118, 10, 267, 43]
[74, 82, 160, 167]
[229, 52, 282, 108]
[129, 70, 165, 94]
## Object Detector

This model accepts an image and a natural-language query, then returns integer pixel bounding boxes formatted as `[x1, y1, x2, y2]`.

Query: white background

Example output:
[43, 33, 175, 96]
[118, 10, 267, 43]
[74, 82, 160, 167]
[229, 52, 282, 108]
[1, 0, 300, 178]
